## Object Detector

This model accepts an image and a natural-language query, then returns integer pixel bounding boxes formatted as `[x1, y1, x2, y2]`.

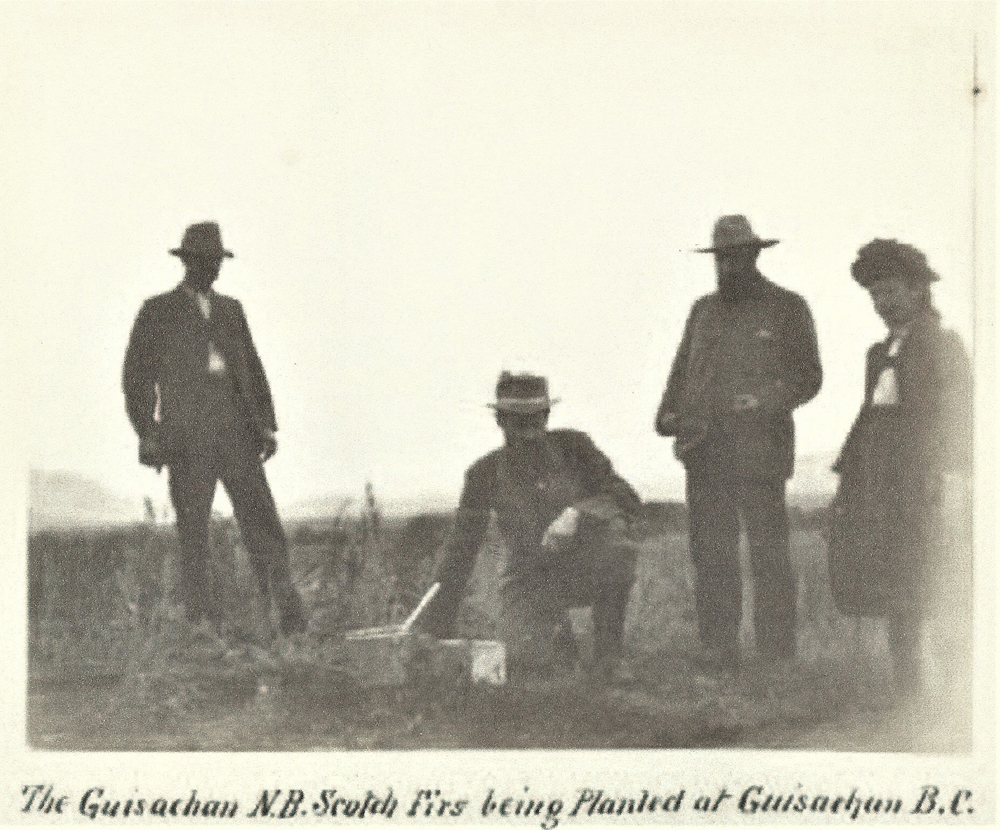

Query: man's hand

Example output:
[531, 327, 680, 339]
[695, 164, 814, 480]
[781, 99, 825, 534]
[655, 411, 679, 437]
[260, 430, 278, 463]
[541, 506, 581, 548]
[138, 433, 164, 469]
[733, 393, 760, 412]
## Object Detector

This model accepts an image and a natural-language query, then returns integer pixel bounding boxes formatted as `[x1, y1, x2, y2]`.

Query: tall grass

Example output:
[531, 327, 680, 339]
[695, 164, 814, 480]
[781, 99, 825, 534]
[27, 491, 973, 749]
[29, 485, 456, 689]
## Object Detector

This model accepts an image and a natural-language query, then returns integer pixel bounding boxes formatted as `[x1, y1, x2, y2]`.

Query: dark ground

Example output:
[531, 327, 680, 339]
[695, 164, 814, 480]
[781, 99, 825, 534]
[27, 654, 969, 753]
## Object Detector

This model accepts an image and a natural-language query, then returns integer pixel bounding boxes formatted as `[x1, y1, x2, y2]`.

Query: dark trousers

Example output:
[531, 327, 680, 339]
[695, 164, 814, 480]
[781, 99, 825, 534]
[500, 522, 638, 673]
[166, 390, 304, 632]
[685, 471, 796, 660]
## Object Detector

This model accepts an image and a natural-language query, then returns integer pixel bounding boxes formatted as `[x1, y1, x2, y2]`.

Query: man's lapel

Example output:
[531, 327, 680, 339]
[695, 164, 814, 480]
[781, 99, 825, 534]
[207, 296, 252, 387]
[170, 284, 211, 331]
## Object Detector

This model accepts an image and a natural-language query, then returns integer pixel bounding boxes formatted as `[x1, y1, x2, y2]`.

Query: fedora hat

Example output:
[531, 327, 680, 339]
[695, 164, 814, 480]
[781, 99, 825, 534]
[695, 215, 779, 253]
[169, 222, 234, 259]
[487, 371, 560, 414]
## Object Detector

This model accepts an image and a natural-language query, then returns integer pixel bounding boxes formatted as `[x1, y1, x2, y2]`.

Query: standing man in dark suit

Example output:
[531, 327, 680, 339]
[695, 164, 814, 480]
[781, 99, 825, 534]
[655, 215, 822, 672]
[123, 222, 306, 635]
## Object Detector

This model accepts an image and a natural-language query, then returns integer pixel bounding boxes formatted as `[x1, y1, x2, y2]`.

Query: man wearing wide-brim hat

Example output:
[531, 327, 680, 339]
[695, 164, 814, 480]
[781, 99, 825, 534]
[122, 222, 306, 636]
[654, 215, 822, 672]
[422, 372, 644, 683]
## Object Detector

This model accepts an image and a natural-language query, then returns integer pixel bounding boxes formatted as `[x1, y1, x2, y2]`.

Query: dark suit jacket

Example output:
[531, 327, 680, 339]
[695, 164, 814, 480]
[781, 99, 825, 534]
[656, 271, 822, 480]
[122, 285, 277, 460]
[424, 429, 642, 636]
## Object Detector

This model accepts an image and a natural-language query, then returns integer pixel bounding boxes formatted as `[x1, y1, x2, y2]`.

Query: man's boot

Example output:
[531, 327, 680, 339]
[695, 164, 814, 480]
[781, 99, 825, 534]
[276, 584, 307, 636]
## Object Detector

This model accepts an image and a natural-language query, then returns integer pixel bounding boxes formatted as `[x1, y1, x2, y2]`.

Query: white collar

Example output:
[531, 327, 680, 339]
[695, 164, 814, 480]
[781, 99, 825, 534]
[180, 282, 213, 300]
[887, 325, 910, 356]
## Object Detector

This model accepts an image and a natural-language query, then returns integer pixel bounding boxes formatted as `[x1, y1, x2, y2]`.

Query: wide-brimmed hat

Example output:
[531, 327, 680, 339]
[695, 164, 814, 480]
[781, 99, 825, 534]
[851, 239, 940, 288]
[169, 222, 234, 259]
[695, 215, 779, 253]
[487, 372, 560, 414]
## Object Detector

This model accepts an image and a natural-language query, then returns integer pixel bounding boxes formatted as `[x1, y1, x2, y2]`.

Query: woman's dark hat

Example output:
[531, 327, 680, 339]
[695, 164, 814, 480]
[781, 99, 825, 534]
[170, 222, 234, 259]
[487, 372, 560, 414]
[695, 214, 779, 253]
[851, 239, 940, 288]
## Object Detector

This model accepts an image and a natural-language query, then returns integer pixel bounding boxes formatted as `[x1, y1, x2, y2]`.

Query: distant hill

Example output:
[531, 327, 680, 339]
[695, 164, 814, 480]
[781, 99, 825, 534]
[289, 453, 838, 521]
[286, 490, 454, 520]
[28, 452, 838, 533]
[29, 470, 142, 530]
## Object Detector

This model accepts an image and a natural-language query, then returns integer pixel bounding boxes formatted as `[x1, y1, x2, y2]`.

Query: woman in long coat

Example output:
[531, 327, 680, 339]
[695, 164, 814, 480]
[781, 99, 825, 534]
[829, 239, 972, 696]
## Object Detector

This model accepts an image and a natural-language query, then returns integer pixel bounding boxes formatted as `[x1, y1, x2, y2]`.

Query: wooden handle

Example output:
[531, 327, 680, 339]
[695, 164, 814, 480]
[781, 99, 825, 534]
[401, 582, 441, 632]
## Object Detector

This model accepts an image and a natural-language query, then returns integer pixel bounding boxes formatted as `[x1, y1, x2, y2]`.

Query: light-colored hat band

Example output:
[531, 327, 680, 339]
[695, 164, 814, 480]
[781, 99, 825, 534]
[488, 396, 560, 413]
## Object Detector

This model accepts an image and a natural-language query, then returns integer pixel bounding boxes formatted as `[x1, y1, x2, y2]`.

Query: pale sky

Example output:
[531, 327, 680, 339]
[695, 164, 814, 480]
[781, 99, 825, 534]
[3, 1, 989, 515]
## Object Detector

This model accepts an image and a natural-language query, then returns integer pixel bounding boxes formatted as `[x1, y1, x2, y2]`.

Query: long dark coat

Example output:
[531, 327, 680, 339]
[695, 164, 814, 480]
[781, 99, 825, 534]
[122, 285, 277, 460]
[828, 310, 972, 616]
[656, 272, 822, 480]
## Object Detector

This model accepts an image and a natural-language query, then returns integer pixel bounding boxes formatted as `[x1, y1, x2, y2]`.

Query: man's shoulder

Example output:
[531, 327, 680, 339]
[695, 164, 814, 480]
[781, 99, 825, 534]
[759, 277, 812, 310]
[549, 428, 602, 456]
[211, 291, 243, 313]
[549, 426, 593, 443]
[142, 286, 180, 305]
[690, 292, 717, 312]
[456, 448, 500, 503]
[676, 293, 720, 325]
[465, 447, 503, 480]
[136, 287, 183, 316]
[137, 287, 243, 322]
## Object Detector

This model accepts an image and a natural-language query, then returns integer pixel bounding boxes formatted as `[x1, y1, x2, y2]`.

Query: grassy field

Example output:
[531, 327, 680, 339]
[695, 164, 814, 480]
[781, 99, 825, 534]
[26, 498, 973, 752]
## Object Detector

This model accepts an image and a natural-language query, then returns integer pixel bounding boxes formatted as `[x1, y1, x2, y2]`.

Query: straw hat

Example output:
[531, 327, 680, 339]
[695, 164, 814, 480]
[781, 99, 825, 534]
[487, 372, 560, 414]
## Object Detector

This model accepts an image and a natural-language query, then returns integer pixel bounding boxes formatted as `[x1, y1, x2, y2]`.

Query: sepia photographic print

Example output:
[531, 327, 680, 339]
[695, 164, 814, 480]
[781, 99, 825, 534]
[1, 0, 995, 825]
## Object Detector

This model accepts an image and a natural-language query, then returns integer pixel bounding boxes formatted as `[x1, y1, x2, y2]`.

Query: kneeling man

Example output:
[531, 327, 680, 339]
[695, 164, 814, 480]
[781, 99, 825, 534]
[423, 372, 643, 681]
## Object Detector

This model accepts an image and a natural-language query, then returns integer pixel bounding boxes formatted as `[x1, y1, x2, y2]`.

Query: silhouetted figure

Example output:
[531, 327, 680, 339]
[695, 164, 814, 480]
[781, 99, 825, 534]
[655, 215, 822, 672]
[122, 222, 306, 635]
[828, 239, 972, 698]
